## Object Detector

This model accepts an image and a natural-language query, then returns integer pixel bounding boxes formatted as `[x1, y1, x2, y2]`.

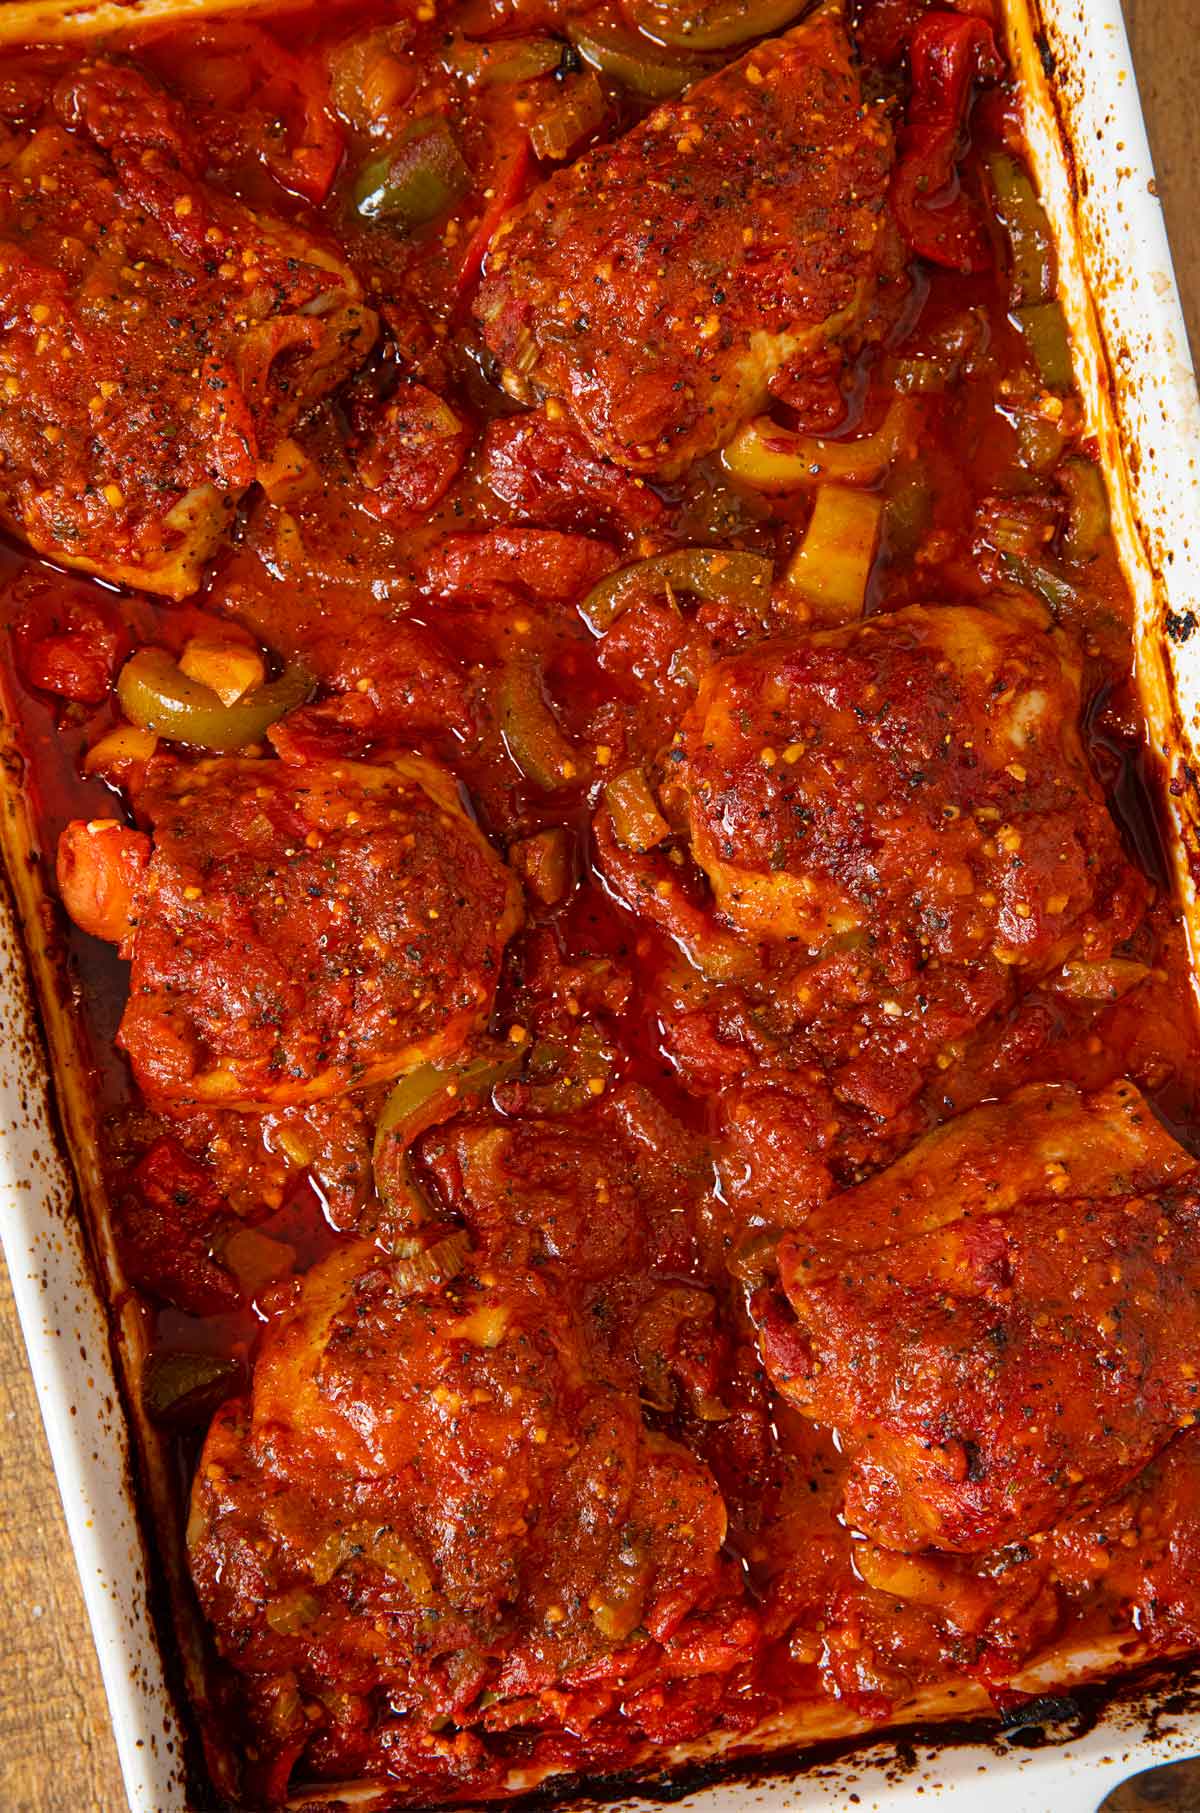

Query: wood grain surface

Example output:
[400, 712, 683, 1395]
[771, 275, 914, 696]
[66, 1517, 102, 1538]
[1, 4, 1198, 1809]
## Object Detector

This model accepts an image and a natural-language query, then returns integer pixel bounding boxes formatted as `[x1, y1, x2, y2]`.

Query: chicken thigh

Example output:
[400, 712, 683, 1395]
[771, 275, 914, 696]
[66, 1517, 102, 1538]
[758, 1081, 1200, 1553]
[57, 753, 522, 1107]
[477, 2, 892, 476]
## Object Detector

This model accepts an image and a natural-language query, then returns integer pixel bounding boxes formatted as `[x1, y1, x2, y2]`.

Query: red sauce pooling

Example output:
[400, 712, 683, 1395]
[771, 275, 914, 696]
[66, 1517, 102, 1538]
[2, 1, 1200, 1805]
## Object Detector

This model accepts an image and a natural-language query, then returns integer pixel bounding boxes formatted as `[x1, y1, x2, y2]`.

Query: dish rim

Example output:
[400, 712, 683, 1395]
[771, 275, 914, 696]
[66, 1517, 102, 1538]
[2, 0, 1200, 1806]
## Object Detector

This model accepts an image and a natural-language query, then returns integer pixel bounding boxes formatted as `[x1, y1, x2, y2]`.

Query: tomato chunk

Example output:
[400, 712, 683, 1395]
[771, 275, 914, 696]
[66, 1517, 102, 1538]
[56, 819, 151, 951]
[11, 573, 130, 704]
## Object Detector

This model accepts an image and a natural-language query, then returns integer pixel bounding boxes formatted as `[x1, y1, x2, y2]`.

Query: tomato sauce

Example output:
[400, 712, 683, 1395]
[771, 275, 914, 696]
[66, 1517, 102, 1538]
[3, 0, 1200, 1805]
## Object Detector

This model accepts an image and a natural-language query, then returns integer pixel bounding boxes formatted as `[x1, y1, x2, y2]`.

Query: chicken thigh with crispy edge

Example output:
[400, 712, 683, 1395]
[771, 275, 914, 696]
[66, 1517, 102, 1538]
[476, 1, 892, 478]
[643, 596, 1146, 1117]
[756, 1081, 1200, 1555]
[188, 1241, 730, 1794]
[56, 754, 522, 1109]
[677, 597, 1137, 960]
[0, 61, 374, 598]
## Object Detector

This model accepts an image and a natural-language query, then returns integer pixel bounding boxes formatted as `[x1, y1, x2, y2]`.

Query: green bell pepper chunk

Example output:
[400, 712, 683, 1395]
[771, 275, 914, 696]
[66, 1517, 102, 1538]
[372, 1051, 521, 1246]
[579, 547, 773, 634]
[624, 0, 810, 52]
[568, 18, 700, 97]
[354, 116, 470, 226]
[117, 648, 313, 752]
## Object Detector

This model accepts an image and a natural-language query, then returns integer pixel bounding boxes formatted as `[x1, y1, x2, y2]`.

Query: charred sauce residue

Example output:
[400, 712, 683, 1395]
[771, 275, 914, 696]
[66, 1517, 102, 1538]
[2, 0, 1200, 1807]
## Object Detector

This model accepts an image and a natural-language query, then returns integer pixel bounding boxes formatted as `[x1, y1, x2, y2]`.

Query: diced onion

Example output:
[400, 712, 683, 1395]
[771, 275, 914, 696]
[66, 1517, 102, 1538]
[264, 1588, 321, 1635]
[221, 1227, 295, 1297]
[310, 1523, 435, 1600]
[178, 637, 267, 707]
[1053, 960, 1152, 1002]
[444, 34, 564, 86]
[529, 70, 606, 161]
[83, 723, 159, 776]
[391, 1229, 471, 1295]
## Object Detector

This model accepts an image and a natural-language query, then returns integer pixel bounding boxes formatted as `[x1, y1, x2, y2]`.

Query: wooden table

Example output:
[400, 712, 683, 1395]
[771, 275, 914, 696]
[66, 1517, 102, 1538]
[1, 4, 1199, 1809]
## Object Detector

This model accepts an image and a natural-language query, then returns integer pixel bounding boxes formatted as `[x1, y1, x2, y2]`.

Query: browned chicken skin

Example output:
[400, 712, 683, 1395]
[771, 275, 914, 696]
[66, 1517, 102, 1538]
[758, 1081, 1200, 1554]
[476, 3, 893, 476]
[189, 1239, 730, 1793]
[678, 598, 1134, 959]
[5, 4, 1200, 1803]
[0, 61, 373, 596]
[667, 598, 1146, 1116]
[58, 754, 522, 1109]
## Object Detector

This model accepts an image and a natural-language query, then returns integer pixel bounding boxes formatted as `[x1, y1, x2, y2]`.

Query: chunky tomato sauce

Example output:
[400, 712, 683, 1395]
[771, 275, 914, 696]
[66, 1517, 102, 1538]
[3, 0, 1200, 1805]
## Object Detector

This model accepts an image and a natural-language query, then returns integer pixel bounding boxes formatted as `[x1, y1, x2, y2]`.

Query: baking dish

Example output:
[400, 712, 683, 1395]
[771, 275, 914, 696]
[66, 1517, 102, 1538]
[2, 0, 1200, 1807]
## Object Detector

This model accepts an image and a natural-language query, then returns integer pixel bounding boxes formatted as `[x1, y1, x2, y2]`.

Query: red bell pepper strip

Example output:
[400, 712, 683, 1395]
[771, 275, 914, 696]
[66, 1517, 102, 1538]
[182, 24, 343, 205]
[250, 32, 343, 205]
[891, 10, 1001, 273]
[858, 0, 998, 67]
[455, 134, 531, 299]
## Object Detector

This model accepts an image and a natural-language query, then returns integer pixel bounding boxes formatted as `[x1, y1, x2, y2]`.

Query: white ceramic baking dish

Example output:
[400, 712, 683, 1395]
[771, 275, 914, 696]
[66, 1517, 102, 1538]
[3, 0, 1200, 1808]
